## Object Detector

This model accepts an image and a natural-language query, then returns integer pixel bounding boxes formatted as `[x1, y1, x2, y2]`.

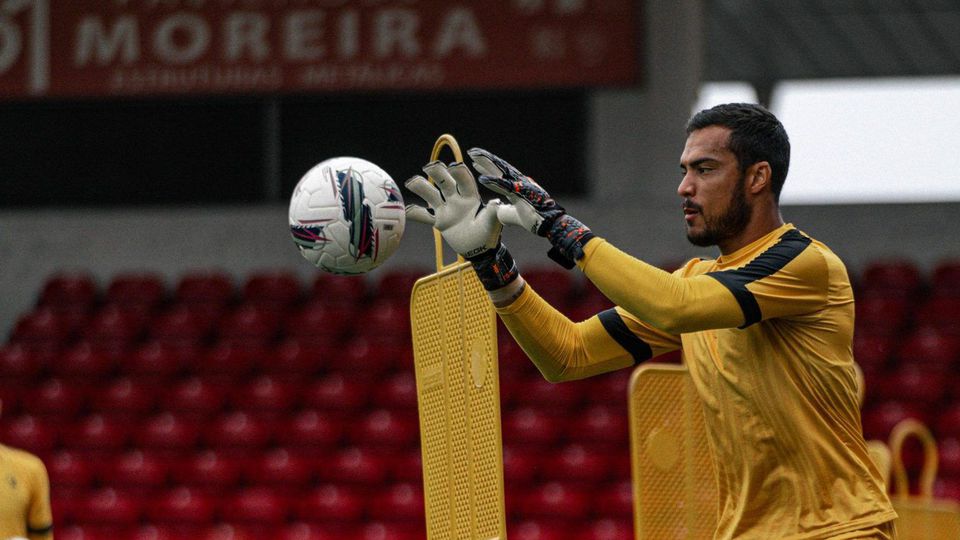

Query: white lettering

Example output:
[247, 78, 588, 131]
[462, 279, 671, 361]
[373, 9, 418, 58]
[154, 13, 209, 64]
[434, 8, 485, 58]
[337, 9, 359, 58]
[224, 12, 270, 61]
[0, 17, 21, 74]
[74, 16, 138, 66]
[284, 10, 324, 60]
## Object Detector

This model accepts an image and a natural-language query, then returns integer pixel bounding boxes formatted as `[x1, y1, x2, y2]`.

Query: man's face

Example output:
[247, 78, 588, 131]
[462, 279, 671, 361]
[678, 126, 752, 248]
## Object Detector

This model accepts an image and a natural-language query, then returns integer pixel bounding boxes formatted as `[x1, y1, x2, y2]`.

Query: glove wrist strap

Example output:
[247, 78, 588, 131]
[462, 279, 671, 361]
[467, 242, 520, 291]
[546, 214, 595, 269]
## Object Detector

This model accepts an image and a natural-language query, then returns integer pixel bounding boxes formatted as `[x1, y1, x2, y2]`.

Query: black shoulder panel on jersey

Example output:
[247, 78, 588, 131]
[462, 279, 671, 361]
[598, 308, 653, 364]
[706, 229, 813, 328]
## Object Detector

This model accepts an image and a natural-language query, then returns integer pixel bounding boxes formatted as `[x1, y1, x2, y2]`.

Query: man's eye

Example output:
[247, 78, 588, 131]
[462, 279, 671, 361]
[698, 167, 712, 174]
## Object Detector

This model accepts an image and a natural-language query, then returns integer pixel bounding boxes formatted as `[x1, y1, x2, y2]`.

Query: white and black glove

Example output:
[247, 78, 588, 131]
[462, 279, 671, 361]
[405, 161, 520, 291]
[467, 148, 595, 269]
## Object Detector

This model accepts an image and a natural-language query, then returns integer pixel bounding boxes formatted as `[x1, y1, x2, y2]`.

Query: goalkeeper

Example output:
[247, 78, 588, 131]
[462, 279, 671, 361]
[405, 103, 897, 539]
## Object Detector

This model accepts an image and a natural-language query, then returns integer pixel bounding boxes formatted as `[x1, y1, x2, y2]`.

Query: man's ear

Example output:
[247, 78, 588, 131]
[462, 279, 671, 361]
[747, 161, 772, 195]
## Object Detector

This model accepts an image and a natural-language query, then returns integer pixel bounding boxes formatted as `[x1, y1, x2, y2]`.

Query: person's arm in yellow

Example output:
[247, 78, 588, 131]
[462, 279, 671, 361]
[27, 457, 53, 540]
[492, 278, 681, 382]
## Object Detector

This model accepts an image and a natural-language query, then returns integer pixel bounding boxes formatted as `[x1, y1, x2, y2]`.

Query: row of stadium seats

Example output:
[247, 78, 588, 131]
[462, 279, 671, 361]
[2, 260, 960, 538]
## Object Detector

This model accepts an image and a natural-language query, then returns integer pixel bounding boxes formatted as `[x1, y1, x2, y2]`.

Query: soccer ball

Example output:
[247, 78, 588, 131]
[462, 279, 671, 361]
[289, 156, 405, 274]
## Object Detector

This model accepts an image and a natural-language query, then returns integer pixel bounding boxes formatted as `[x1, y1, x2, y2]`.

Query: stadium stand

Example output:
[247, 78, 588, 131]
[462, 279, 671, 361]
[1, 260, 959, 539]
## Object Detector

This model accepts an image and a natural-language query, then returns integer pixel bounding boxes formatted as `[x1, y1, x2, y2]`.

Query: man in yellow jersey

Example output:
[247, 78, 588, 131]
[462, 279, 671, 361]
[0, 400, 53, 540]
[405, 103, 897, 539]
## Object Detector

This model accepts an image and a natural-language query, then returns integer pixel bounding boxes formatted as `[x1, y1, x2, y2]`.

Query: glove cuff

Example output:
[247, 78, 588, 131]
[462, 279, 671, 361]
[546, 214, 595, 269]
[467, 242, 520, 291]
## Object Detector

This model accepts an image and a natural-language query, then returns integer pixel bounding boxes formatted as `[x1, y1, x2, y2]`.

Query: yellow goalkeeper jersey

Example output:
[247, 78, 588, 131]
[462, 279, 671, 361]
[0, 444, 53, 539]
[496, 223, 896, 539]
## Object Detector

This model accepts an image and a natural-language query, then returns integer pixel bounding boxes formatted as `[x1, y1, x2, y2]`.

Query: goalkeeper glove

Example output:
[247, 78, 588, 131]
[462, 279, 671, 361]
[405, 161, 520, 291]
[467, 148, 595, 269]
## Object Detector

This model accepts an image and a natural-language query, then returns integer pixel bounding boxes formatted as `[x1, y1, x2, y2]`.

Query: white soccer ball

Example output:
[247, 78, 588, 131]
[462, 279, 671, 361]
[289, 156, 405, 274]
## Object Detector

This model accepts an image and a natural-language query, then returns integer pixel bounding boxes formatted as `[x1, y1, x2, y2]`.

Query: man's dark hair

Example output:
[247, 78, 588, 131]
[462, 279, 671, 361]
[686, 103, 790, 202]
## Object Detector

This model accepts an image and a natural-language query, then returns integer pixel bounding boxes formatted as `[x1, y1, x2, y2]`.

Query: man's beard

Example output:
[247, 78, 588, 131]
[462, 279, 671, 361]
[685, 174, 752, 248]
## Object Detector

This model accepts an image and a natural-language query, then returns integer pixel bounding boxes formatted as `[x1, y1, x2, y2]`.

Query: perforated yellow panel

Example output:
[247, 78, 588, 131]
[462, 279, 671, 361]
[628, 363, 717, 538]
[892, 500, 960, 540]
[410, 261, 506, 540]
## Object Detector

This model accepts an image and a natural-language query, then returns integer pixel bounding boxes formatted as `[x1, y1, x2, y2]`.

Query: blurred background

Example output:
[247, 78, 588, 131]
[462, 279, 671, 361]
[1, 1, 959, 539]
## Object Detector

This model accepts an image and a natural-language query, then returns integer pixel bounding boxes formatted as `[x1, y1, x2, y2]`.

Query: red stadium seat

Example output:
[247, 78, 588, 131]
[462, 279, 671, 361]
[503, 407, 563, 447]
[166, 376, 229, 418]
[52, 342, 118, 380]
[301, 373, 371, 411]
[897, 327, 960, 370]
[82, 304, 147, 346]
[569, 405, 629, 447]
[356, 522, 424, 540]
[368, 482, 425, 522]
[69, 414, 130, 453]
[594, 480, 634, 519]
[585, 370, 632, 407]
[509, 375, 584, 410]
[205, 411, 273, 450]
[354, 301, 411, 344]
[11, 306, 70, 345]
[220, 487, 291, 524]
[91, 376, 159, 416]
[80, 487, 143, 526]
[508, 519, 573, 540]
[914, 297, 960, 336]
[124, 341, 193, 379]
[853, 333, 895, 371]
[372, 371, 418, 410]
[936, 403, 960, 439]
[374, 269, 425, 302]
[276, 409, 343, 450]
[216, 303, 281, 345]
[348, 408, 419, 448]
[266, 339, 326, 377]
[148, 486, 217, 525]
[578, 518, 633, 540]
[311, 274, 367, 305]
[522, 266, 576, 309]
[519, 482, 590, 521]
[0, 414, 58, 454]
[388, 448, 423, 484]
[503, 445, 540, 485]
[105, 272, 166, 309]
[197, 342, 262, 378]
[871, 365, 949, 407]
[175, 270, 235, 306]
[318, 447, 389, 485]
[39, 272, 98, 310]
[283, 301, 355, 344]
[246, 448, 315, 488]
[170, 450, 243, 494]
[327, 338, 411, 375]
[296, 484, 365, 524]
[149, 305, 214, 344]
[861, 400, 929, 440]
[47, 450, 95, 490]
[0, 344, 46, 380]
[854, 295, 911, 337]
[243, 270, 302, 308]
[931, 259, 960, 297]
[101, 450, 169, 491]
[544, 443, 612, 483]
[135, 412, 202, 452]
[23, 378, 86, 418]
[939, 436, 960, 479]
[859, 259, 923, 297]
[280, 522, 352, 540]
[230, 375, 300, 414]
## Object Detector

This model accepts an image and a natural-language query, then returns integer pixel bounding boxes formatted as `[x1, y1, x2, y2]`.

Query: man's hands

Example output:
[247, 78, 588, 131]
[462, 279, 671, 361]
[405, 161, 503, 259]
[468, 148, 595, 269]
[405, 161, 520, 291]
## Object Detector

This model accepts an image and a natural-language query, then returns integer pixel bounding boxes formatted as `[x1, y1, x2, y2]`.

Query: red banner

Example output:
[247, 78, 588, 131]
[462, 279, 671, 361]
[0, 0, 639, 99]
